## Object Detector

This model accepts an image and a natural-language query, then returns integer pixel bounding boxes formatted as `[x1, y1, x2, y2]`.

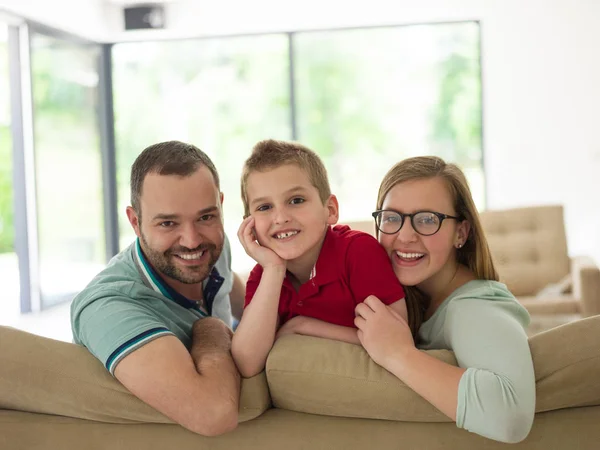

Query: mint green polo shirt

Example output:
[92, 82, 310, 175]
[418, 280, 536, 443]
[71, 236, 233, 375]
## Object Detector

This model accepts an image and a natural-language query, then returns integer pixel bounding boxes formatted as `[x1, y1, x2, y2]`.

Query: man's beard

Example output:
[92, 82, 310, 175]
[140, 232, 222, 285]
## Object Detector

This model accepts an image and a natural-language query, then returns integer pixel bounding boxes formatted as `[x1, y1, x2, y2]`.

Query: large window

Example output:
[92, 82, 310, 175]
[0, 23, 18, 316]
[0, 25, 13, 254]
[30, 32, 106, 308]
[113, 22, 482, 273]
[113, 35, 291, 269]
[295, 23, 483, 219]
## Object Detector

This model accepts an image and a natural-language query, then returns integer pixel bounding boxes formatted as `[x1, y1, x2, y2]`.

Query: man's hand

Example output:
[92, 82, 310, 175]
[191, 317, 233, 363]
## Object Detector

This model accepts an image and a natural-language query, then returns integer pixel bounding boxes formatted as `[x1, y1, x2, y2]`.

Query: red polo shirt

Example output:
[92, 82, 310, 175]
[244, 225, 405, 328]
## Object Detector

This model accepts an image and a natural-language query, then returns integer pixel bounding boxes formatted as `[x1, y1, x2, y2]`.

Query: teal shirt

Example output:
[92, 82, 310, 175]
[418, 280, 536, 443]
[71, 237, 233, 375]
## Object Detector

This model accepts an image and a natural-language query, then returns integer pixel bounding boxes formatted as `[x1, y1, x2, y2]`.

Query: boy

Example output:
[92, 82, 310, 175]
[231, 139, 408, 377]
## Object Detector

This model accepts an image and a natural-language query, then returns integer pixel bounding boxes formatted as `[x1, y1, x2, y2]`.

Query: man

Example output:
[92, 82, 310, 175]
[71, 141, 244, 436]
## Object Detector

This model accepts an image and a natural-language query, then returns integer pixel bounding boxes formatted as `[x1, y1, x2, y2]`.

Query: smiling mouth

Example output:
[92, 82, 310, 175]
[396, 251, 425, 261]
[175, 251, 205, 260]
[273, 231, 299, 239]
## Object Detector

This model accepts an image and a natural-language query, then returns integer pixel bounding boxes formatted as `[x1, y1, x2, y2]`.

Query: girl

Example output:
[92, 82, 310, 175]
[354, 156, 536, 443]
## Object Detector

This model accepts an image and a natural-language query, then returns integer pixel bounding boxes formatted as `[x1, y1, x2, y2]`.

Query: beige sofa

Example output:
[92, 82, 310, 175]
[1, 314, 600, 450]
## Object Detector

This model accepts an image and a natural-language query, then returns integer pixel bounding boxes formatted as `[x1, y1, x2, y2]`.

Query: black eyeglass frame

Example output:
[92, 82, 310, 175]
[371, 210, 462, 236]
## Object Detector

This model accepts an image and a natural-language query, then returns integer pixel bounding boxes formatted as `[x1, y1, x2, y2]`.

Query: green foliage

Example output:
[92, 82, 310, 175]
[430, 25, 482, 167]
[0, 125, 14, 253]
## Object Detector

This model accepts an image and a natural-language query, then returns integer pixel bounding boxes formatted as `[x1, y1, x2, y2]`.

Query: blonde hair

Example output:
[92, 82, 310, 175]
[377, 156, 498, 336]
[241, 139, 331, 217]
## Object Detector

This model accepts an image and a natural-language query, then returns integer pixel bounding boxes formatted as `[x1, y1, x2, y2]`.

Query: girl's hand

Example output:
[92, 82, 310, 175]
[237, 216, 286, 270]
[354, 295, 415, 368]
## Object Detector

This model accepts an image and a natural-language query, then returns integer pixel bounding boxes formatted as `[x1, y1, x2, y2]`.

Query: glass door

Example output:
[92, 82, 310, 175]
[29, 31, 106, 309]
[0, 22, 19, 318]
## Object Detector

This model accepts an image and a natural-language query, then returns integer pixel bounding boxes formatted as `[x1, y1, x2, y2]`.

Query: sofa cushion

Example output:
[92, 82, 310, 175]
[266, 315, 600, 420]
[267, 335, 453, 422]
[0, 326, 270, 423]
[529, 315, 600, 412]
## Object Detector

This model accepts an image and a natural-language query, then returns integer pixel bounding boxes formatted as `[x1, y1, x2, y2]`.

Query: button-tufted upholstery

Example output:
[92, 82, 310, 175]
[479, 205, 570, 296]
[480, 205, 600, 319]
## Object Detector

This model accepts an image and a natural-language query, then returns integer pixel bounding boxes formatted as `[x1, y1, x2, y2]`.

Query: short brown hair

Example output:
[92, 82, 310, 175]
[241, 139, 331, 216]
[130, 140, 220, 215]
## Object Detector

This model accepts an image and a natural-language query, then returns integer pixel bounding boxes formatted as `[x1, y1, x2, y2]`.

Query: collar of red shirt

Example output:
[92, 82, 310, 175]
[282, 225, 347, 290]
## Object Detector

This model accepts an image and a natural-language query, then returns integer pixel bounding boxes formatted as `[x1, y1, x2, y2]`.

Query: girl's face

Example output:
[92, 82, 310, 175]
[378, 177, 470, 293]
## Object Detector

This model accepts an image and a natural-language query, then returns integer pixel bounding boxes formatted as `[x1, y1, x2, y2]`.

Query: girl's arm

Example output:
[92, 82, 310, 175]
[355, 295, 535, 443]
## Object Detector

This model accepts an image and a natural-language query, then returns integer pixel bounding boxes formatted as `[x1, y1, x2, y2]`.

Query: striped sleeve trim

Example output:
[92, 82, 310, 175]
[106, 327, 173, 375]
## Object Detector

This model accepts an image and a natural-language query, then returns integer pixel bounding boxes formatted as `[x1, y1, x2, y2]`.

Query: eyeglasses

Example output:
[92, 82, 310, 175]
[371, 210, 462, 236]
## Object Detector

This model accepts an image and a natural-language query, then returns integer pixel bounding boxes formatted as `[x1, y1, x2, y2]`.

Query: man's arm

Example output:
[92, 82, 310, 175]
[230, 272, 246, 321]
[114, 317, 240, 436]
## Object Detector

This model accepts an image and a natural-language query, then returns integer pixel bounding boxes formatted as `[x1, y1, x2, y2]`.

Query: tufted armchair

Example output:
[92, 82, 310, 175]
[479, 205, 600, 331]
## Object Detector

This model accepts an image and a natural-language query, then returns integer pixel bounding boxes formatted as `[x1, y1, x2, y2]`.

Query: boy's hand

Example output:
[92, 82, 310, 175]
[238, 216, 286, 270]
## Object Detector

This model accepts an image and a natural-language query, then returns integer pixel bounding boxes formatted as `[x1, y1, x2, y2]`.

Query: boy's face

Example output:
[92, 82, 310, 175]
[246, 164, 338, 268]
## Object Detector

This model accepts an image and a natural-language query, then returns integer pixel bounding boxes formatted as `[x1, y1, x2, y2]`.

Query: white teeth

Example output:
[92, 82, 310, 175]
[396, 251, 424, 259]
[275, 231, 298, 239]
[178, 251, 204, 260]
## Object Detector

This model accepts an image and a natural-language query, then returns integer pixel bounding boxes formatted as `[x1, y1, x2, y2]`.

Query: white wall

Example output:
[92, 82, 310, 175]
[2, 0, 599, 263]
[0, 0, 109, 40]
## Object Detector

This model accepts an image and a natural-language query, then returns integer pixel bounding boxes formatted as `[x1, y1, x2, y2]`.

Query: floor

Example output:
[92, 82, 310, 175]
[0, 253, 72, 342]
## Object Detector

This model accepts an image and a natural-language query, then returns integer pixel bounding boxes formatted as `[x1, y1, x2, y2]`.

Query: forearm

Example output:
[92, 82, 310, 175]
[114, 335, 239, 436]
[196, 353, 240, 412]
[300, 320, 361, 345]
[231, 267, 285, 377]
[189, 321, 240, 416]
[384, 347, 465, 421]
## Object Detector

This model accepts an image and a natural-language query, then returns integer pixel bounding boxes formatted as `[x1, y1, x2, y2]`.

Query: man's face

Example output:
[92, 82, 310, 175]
[126, 166, 224, 289]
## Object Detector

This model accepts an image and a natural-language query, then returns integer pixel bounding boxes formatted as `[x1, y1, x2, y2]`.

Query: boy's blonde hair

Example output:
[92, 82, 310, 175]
[241, 139, 331, 217]
[376, 156, 499, 337]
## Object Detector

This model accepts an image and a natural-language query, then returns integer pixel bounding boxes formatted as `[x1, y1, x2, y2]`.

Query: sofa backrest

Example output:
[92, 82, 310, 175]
[480, 205, 570, 296]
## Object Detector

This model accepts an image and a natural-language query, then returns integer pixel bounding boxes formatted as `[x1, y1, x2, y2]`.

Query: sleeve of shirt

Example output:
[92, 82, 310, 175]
[243, 264, 264, 308]
[446, 297, 536, 443]
[72, 288, 174, 376]
[345, 234, 405, 305]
